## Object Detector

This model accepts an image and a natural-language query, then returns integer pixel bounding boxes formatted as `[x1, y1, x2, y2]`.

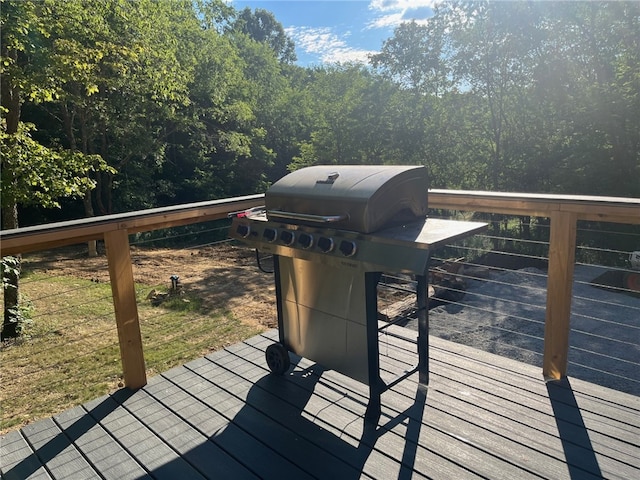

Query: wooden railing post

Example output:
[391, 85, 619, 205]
[543, 210, 578, 380]
[104, 229, 147, 389]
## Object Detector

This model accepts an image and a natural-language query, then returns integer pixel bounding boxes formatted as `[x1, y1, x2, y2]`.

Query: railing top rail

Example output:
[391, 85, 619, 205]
[429, 190, 640, 223]
[0, 194, 265, 256]
[429, 189, 639, 205]
[1, 190, 638, 257]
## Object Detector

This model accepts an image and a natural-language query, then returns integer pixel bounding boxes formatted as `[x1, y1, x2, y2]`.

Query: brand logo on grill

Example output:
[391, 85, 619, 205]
[340, 260, 358, 269]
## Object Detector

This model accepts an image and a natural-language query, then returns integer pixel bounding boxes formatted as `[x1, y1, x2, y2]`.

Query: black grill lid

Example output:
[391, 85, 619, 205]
[265, 165, 428, 233]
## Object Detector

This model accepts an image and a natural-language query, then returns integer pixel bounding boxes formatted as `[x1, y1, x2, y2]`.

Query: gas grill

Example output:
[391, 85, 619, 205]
[230, 165, 486, 420]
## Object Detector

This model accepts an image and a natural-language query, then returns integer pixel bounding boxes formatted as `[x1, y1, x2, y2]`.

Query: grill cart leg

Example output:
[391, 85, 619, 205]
[416, 272, 429, 386]
[365, 272, 383, 422]
[273, 255, 286, 346]
[266, 255, 292, 375]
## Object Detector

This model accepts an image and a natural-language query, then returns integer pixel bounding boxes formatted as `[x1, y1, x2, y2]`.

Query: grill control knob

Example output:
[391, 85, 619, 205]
[263, 228, 277, 243]
[236, 224, 251, 238]
[317, 237, 335, 253]
[298, 233, 314, 249]
[339, 240, 357, 257]
[280, 230, 295, 246]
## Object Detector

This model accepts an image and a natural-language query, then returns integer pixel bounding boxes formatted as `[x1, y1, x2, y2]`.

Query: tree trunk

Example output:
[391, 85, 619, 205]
[1, 203, 21, 340]
[80, 107, 98, 256]
[83, 190, 98, 257]
[1, 45, 23, 339]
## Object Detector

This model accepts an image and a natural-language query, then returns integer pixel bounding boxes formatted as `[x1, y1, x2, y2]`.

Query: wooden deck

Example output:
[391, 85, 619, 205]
[2, 328, 639, 480]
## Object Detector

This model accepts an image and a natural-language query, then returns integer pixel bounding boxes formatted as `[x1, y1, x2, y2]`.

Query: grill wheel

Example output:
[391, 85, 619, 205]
[265, 343, 291, 375]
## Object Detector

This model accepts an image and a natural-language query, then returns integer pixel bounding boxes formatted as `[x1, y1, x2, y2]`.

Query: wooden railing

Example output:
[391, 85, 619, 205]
[1, 194, 264, 389]
[429, 191, 639, 381]
[1, 191, 638, 388]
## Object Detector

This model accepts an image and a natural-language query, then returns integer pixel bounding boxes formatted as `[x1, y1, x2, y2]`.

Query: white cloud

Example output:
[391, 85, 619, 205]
[368, 12, 405, 29]
[286, 26, 377, 65]
[369, 0, 439, 12]
[368, 0, 437, 29]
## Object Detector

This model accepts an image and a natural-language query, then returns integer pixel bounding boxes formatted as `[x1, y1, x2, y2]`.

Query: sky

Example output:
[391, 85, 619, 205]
[231, 0, 437, 66]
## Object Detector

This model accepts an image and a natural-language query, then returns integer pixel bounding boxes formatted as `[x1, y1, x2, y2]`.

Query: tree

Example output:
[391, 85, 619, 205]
[156, 27, 272, 203]
[442, 2, 539, 190]
[290, 65, 430, 171]
[0, 116, 112, 339]
[263, 65, 315, 181]
[371, 18, 449, 97]
[291, 66, 370, 168]
[0, 0, 111, 337]
[0, 136, 111, 340]
[231, 8, 297, 64]
[29, 0, 203, 217]
[542, 1, 640, 195]
[368, 2, 640, 195]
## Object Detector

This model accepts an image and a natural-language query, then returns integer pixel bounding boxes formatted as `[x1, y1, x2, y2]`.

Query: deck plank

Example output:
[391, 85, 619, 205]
[18, 418, 96, 480]
[195, 350, 434, 480]
[53, 404, 151, 480]
[2, 329, 638, 480]
[81, 393, 205, 480]
[215, 342, 489, 479]
[118, 383, 260, 480]
[381, 333, 640, 478]
[380, 326, 640, 443]
[250, 330, 639, 479]
[0, 430, 51, 480]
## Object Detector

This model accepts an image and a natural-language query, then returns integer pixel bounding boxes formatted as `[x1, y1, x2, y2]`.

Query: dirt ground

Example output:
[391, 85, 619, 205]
[24, 244, 279, 329]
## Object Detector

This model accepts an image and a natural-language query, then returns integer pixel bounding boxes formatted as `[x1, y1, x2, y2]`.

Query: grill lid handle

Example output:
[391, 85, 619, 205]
[268, 210, 349, 223]
[316, 172, 340, 184]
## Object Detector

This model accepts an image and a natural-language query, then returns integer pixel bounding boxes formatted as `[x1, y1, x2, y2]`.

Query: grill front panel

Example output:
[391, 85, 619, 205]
[278, 256, 371, 384]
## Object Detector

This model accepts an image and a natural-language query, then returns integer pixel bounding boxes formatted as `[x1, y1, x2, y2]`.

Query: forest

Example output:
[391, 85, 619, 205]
[1, 0, 639, 232]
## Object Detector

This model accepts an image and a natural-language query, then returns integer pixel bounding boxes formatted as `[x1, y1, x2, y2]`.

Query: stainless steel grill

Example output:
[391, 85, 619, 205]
[230, 165, 485, 421]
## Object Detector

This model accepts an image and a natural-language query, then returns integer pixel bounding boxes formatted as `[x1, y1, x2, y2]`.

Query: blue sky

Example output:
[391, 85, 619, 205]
[230, 1, 437, 66]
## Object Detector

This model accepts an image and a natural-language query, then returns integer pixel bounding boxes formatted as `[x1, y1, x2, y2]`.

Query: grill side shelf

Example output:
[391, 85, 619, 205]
[372, 218, 487, 249]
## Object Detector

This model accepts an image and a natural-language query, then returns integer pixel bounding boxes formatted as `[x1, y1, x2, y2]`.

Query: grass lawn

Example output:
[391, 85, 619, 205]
[0, 270, 263, 433]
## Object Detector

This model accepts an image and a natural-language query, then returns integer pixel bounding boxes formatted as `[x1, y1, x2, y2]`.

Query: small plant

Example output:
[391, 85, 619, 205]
[1, 256, 32, 339]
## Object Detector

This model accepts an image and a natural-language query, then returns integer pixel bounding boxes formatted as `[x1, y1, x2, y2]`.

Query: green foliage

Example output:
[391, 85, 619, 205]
[3, 0, 639, 229]
[0, 0, 59, 104]
[1, 256, 32, 337]
[369, 1, 640, 196]
[1, 256, 20, 291]
[231, 7, 297, 64]
[0, 114, 114, 209]
[291, 65, 418, 169]
[371, 19, 449, 96]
